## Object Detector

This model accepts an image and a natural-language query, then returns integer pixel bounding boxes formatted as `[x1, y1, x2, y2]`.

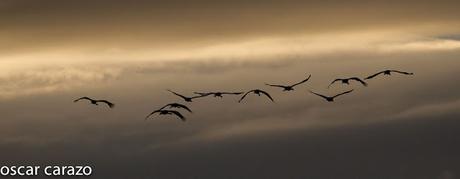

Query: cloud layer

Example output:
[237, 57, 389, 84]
[1, 1, 460, 178]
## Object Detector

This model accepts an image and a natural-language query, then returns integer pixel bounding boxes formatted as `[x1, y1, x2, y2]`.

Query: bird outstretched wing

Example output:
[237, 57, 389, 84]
[327, 79, 342, 88]
[365, 71, 386, 79]
[265, 83, 288, 88]
[167, 110, 186, 121]
[350, 77, 368, 86]
[309, 91, 329, 100]
[167, 89, 188, 100]
[194, 92, 212, 96]
[165, 103, 192, 113]
[191, 93, 211, 99]
[390, 70, 414, 75]
[333, 89, 354, 98]
[159, 104, 169, 110]
[96, 100, 115, 108]
[258, 90, 275, 102]
[292, 74, 312, 87]
[145, 110, 161, 120]
[238, 90, 255, 103]
[74, 96, 92, 102]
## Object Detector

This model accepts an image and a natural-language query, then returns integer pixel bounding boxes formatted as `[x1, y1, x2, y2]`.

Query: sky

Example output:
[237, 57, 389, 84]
[1, 0, 460, 178]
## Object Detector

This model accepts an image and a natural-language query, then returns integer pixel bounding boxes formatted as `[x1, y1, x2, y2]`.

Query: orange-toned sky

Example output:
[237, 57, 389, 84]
[1, 0, 460, 178]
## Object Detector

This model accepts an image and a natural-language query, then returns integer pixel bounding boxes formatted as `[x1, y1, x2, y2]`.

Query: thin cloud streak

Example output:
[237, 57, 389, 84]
[1, 30, 460, 98]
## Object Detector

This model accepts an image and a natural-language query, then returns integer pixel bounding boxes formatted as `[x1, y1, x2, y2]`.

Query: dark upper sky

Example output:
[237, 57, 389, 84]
[2, 0, 460, 53]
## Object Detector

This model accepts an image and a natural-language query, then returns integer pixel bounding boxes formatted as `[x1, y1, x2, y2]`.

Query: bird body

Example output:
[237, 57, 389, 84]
[167, 90, 209, 102]
[309, 90, 354, 102]
[160, 103, 192, 113]
[328, 77, 367, 88]
[270, 85, 294, 91]
[239, 89, 274, 103]
[74, 97, 115, 108]
[365, 70, 414, 80]
[145, 109, 186, 121]
[194, 92, 243, 98]
[265, 74, 311, 91]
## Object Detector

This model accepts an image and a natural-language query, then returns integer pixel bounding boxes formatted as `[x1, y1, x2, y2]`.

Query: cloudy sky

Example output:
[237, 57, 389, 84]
[1, 0, 460, 178]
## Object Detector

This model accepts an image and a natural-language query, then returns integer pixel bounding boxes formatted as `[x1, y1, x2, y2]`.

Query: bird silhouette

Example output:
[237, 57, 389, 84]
[309, 89, 354, 102]
[74, 97, 115, 108]
[167, 89, 210, 102]
[265, 75, 311, 91]
[194, 92, 243, 98]
[328, 77, 367, 88]
[365, 70, 414, 80]
[239, 89, 274, 103]
[145, 109, 186, 121]
[159, 103, 192, 113]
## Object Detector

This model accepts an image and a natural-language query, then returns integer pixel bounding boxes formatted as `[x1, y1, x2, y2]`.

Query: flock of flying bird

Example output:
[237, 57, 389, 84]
[74, 69, 414, 121]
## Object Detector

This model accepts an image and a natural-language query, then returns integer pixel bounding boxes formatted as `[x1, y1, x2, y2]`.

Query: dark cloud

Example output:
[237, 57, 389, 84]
[2, 0, 460, 54]
[438, 34, 460, 41]
[1, 100, 460, 179]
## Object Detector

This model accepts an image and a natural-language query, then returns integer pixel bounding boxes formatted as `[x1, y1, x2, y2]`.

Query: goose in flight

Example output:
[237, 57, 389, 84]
[265, 74, 311, 91]
[74, 97, 115, 108]
[328, 77, 367, 88]
[309, 89, 354, 102]
[365, 70, 414, 80]
[145, 109, 186, 121]
[160, 103, 192, 113]
[194, 91, 243, 98]
[239, 89, 274, 103]
[167, 89, 209, 102]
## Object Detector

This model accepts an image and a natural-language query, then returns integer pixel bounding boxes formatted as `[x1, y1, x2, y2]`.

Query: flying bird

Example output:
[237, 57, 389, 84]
[265, 74, 311, 91]
[167, 89, 210, 102]
[328, 77, 367, 88]
[74, 97, 115, 108]
[159, 103, 192, 113]
[365, 70, 414, 80]
[145, 109, 186, 121]
[239, 89, 274, 103]
[309, 90, 354, 102]
[194, 92, 243, 98]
